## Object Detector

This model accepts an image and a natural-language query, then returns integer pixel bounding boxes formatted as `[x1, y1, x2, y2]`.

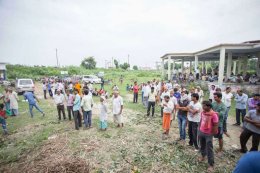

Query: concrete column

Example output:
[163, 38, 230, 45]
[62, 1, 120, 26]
[189, 60, 192, 73]
[205, 61, 208, 74]
[233, 61, 237, 75]
[161, 59, 165, 79]
[195, 55, 198, 72]
[257, 53, 260, 76]
[218, 47, 225, 86]
[202, 61, 206, 74]
[237, 57, 242, 74]
[168, 56, 171, 80]
[226, 52, 232, 78]
[242, 56, 248, 76]
[181, 58, 184, 73]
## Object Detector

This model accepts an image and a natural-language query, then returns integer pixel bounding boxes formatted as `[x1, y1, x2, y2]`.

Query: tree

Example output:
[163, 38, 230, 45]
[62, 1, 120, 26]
[114, 59, 119, 69]
[133, 65, 138, 70]
[120, 62, 130, 70]
[81, 57, 96, 69]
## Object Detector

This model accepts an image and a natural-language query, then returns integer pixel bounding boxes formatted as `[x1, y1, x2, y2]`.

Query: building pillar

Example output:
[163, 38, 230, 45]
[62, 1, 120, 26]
[189, 60, 192, 73]
[237, 57, 242, 74]
[168, 56, 171, 80]
[161, 59, 165, 79]
[226, 52, 232, 78]
[257, 53, 260, 76]
[233, 61, 237, 75]
[218, 47, 225, 86]
[202, 61, 206, 74]
[205, 61, 208, 74]
[181, 58, 184, 73]
[195, 55, 198, 72]
[242, 56, 248, 76]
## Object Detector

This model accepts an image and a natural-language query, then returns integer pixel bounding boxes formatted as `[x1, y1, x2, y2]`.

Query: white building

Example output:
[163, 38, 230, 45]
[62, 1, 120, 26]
[160, 40, 260, 85]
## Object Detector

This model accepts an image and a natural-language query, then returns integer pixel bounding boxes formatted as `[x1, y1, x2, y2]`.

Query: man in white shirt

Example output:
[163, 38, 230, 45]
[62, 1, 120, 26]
[187, 93, 203, 151]
[53, 90, 66, 120]
[58, 81, 64, 94]
[222, 87, 233, 137]
[147, 87, 157, 117]
[8, 88, 19, 116]
[196, 86, 204, 103]
[113, 91, 124, 127]
[170, 90, 177, 121]
[209, 85, 216, 102]
[81, 89, 94, 128]
[166, 80, 173, 91]
[143, 83, 151, 108]
[160, 88, 170, 117]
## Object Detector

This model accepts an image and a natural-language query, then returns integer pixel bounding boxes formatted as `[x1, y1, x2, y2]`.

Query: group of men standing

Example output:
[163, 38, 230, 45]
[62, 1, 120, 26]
[130, 80, 260, 172]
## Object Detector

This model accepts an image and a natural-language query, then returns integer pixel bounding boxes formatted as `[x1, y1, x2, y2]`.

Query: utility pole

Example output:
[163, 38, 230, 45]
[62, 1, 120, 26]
[56, 48, 59, 68]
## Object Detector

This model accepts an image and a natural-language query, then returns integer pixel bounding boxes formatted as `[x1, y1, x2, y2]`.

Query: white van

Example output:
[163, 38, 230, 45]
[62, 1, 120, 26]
[16, 79, 35, 94]
[82, 75, 101, 84]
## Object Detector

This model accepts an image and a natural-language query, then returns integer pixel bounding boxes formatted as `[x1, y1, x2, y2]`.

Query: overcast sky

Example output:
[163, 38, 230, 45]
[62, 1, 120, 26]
[0, 0, 260, 68]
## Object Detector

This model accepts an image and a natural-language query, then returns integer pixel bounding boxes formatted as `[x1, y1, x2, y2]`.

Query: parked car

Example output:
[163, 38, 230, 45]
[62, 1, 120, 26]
[16, 79, 35, 94]
[0, 80, 11, 86]
[82, 75, 101, 84]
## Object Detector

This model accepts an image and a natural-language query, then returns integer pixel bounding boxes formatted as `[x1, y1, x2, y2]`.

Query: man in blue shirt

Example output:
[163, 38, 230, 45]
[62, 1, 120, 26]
[23, 91, 45, 118]
[234, 89, 248, 126]
[173, 88, 181, 101]
[73, 89, 82, 130]
[233, 152, 260, 173]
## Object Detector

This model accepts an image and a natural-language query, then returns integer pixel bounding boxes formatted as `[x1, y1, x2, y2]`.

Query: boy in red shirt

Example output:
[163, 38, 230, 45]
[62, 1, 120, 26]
[198, 101, 219, 173]
[133, 81, 139, 103]
[0, 103, 8, 135]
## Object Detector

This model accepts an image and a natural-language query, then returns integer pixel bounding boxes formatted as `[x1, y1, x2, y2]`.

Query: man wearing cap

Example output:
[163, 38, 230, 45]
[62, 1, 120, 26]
[53, 90, 66, 120]
[239, 102, 260, 153]
[112, 91, 124, 127]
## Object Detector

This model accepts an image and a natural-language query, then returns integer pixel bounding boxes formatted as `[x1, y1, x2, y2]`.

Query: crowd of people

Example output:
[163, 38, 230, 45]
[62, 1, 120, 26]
[0, 78, 259, 172]
[128, 80, 259, 172]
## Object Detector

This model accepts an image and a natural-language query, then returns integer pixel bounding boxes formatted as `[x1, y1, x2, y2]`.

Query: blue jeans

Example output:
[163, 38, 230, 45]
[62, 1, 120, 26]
[177, 114, 187, 140]
[236, 109, 246, 125]
[0, 118, 7, 131]
[29, 103, 44, 117]
[223, 107, 230, 132]
[83, 110, 92, 127]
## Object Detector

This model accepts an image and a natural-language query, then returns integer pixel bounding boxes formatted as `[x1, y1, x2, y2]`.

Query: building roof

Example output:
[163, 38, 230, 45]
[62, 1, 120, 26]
[161, 41, 260, 61]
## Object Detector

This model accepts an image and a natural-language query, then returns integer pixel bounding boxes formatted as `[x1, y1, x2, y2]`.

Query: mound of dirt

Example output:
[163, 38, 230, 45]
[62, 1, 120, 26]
[2, 134, 90, 173]
[24, 156, 90, 173]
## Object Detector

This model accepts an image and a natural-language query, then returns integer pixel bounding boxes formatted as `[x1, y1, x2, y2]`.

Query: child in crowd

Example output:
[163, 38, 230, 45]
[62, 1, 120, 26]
[99, 96, 108, 131]
[0, 103, 8, 135]
[161, 95, 174, 139]
[198, 101, 219, 173]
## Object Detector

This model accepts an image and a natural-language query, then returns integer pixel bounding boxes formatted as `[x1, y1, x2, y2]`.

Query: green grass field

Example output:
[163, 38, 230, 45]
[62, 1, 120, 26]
[0, 70, 242, 173]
